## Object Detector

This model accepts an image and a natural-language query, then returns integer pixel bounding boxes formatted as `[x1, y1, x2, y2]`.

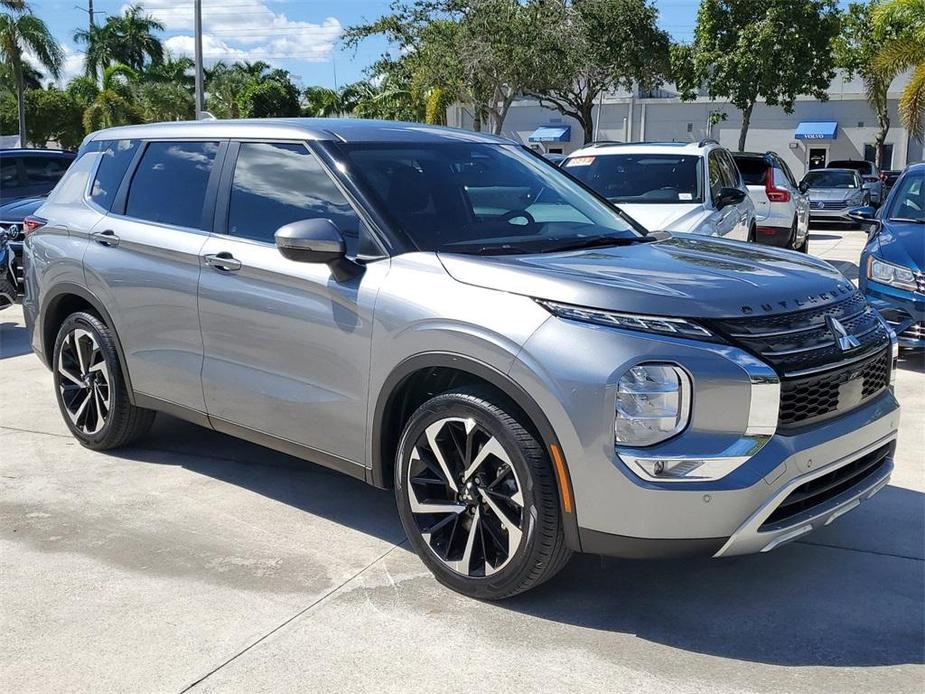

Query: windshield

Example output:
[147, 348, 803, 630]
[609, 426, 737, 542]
[336, 143, 643, 255]
[803, 170, 859, 188]
[885, 171, 923, 222]
[562, 153, 703, 204]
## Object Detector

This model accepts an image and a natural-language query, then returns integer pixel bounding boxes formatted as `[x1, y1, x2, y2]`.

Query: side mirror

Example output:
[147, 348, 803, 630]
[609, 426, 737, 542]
[847, 206, 881, 235]
[798, 180, 810, 194]
[274, 218, 361, 282]
[716, 186, 746, 210]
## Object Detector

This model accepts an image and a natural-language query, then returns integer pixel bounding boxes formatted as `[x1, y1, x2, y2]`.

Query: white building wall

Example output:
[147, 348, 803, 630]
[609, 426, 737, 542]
[448, 76, 924, 177]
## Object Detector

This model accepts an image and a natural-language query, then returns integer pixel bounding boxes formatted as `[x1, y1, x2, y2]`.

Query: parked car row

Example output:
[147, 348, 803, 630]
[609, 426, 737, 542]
[16, 119, 907, 600]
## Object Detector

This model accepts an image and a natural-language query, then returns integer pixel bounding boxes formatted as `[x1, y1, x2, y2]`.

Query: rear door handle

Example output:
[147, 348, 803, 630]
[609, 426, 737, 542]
[203, 252, 242, 272]
[90, 230, 120, 247]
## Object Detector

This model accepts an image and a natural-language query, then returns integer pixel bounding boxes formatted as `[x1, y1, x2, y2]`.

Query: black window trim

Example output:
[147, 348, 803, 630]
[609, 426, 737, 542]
[211, 139, 389, 260]
[108, 139, 228, 235]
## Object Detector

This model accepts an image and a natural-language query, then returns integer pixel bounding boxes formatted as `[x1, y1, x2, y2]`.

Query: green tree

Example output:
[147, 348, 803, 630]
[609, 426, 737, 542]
[75, 3, 163, 80]
[82, 64, 143, 131]
[303, 85, 343, 117]
[239, 79, 300, 118]
[676, 0, 841, 151]
[835, 2, 895, 167]
[528, 0, 671, 144]
[872, 0, 925, 140]
[0, 8, 62, 145]
[23, 88, 84, 148]
[204, 61, 248, 118]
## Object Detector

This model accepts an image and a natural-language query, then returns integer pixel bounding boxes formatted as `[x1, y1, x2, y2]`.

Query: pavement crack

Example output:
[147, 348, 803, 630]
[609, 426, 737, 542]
[0, 425, 71, 439]
[177, 540, 407, 693]
[796, 539, 924, 562]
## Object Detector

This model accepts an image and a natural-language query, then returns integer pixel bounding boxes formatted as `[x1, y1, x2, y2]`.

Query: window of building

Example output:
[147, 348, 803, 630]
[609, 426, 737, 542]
[227, 142, 362, 254]
[90, 139, 140, 210]
[125, 141, 218, 229]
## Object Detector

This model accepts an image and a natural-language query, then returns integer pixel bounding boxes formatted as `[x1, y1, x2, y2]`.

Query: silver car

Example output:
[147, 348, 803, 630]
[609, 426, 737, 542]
[801, 168, 869, 224]
[23, 120, 900, 599]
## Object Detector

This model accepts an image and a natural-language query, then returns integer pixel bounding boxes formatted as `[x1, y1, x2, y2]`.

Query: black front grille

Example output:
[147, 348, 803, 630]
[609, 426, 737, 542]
[778, 349, 891, 427]
[709, 292, 892, 427]
[760, 443, 892, 529]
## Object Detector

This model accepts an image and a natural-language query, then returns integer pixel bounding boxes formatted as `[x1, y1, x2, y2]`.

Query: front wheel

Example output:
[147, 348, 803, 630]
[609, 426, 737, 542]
[395, 387, 571, 599]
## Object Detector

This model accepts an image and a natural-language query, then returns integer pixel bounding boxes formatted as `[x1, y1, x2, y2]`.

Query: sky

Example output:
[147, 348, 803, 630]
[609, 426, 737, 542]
[25, 0, 850, 89]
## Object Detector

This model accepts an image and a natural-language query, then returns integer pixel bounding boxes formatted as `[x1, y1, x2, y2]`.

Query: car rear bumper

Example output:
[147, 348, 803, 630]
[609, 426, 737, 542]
[754, 225, 792, 247]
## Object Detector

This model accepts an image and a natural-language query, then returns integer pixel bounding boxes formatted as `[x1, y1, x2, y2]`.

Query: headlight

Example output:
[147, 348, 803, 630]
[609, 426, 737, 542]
[615, 364, 691, 447]
[867, 257, 918, 292]
[536, 300, 715, 340]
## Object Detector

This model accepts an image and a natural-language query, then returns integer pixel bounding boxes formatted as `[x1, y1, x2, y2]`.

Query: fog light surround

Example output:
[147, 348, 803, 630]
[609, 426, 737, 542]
[615, 363, 691, 447]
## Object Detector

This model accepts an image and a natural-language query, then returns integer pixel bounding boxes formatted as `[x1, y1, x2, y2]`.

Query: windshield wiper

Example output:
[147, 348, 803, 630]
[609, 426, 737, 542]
[887, 217, 925, 224]
[543, 235, 645, 253]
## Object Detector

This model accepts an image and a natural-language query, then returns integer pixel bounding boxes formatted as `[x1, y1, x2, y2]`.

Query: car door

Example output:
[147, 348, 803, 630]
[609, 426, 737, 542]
[198, 141, 388, 468]
[778, 157, 810, 234]
[83, 139, 223, 412]
[706, 150, 741, 238]
[719, 150, 751, 240]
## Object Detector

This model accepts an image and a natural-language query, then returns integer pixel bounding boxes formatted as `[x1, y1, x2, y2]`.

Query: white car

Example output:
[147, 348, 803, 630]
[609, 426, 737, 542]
[562, 140, 756, 241]
[732, 151, 810, 252]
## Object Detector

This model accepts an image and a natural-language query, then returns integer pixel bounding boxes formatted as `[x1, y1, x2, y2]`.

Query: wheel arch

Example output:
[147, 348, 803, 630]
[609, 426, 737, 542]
[370, 352, 581, 550]
[40, 283, 136, 404]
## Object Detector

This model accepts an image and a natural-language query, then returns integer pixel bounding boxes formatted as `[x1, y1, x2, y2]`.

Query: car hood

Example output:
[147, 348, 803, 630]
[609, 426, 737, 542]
[438, 234, 852, 319]
[614, 203, 706, 232]
[0, 195, 45, 221]
[874, 221, 924, 271]
[806, 188, 860, 201]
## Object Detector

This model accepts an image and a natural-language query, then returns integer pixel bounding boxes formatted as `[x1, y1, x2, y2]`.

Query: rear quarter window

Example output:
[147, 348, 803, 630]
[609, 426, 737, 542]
[90, 139, 140, 210]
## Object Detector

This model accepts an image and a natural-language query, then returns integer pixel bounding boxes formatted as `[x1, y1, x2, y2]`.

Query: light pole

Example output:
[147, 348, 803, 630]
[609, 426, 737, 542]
[194, 0, 204, 119]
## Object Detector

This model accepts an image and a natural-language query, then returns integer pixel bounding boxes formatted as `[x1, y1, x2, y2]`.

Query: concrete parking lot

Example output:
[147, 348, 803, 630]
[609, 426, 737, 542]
[1, 226, 923, 693]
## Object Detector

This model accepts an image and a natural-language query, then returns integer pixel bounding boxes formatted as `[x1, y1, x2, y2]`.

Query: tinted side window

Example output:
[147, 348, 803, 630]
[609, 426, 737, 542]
[719, 151, 740, 187]
[733, 157, 768, 186]
[708, 151, 724, 200]
[23, 156, 70, 184]
[227, 142, 361, 254]
[126, 141, 218, 229]
[1, 157, 22, 189]
[91, 139, 140, 210]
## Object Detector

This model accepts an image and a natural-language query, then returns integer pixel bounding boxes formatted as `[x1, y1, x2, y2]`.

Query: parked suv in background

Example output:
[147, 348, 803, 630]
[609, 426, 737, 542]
[562, 140, 756, 241]
[827, 159, 884, 206]
[0, 148, 75, 206]
[732, 151, 810, 252]
[24, 120, 900, 600]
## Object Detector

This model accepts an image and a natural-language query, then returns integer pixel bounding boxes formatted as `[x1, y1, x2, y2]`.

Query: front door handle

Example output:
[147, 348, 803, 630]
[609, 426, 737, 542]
[203, 252, 242, 272]
[90, 229, 120, 247]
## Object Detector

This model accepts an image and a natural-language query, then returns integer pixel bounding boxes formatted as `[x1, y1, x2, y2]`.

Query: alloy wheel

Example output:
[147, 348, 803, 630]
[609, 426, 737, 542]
[57, 328, 111, 435]
[406, 417, 525, 577]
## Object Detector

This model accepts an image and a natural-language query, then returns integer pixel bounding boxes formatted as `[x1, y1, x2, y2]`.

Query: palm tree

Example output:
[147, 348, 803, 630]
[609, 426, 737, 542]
[109, 4, 163, 72]
[873, 0, 925, 139]
[0, 9, 62, 145]
[303, 86, 342, 117]
[75, 3, 164, 80]
[83, 64, 142, 131]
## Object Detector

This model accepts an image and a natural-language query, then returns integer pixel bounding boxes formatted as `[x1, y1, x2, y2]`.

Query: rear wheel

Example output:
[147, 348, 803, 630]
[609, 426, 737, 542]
[395, 387, 571, 599]
[53, 312, 155, 450]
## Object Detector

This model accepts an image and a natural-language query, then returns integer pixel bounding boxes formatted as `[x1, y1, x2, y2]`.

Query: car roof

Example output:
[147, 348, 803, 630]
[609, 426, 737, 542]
[566, 140, 718, 157]
[86, 118, 513, 145]
[0, 148, 75, 157]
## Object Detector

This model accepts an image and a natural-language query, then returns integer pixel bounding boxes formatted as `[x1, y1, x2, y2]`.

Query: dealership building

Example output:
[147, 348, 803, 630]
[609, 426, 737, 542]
[447, 72, 923, 176]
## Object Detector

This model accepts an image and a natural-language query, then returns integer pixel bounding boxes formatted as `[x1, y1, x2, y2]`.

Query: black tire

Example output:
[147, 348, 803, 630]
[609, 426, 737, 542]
[0, 273, 16, 308]
[789, 218, 809, 253]
[395, 386, 571, 600]
[747, 224, 756, 243]
[52, 311, 155, 450]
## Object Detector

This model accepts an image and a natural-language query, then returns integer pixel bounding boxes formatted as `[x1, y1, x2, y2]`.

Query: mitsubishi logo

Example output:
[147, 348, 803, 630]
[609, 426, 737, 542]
[826, 315, 861, 351]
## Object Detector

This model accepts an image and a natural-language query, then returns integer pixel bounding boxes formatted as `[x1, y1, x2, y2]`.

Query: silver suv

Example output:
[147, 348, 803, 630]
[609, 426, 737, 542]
[23, 120, 901, 599]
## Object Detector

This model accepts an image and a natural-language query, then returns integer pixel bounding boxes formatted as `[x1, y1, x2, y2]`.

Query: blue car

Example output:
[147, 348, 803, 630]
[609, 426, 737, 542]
[852, 162, 924, 348]
[0, 195, 45, 295]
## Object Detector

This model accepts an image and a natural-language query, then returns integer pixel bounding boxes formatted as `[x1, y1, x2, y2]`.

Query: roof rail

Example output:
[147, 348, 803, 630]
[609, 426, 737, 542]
[698, 138, 719, 147]
[586, 140, 627, 148]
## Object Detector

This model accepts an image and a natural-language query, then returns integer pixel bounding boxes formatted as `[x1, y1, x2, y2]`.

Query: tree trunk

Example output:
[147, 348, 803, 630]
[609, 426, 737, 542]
[14, 54, 27, 147]
[874, 110, 890, 169]
[580, 100, 594, 143]
[737, 102, 754, 152]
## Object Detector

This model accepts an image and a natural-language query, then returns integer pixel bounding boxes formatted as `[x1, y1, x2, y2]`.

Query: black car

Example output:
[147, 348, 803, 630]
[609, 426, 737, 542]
[0, 148, 76, 206]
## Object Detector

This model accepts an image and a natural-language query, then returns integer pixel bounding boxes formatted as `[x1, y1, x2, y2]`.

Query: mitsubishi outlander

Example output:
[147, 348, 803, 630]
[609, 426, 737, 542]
[22, 120, 900, 599]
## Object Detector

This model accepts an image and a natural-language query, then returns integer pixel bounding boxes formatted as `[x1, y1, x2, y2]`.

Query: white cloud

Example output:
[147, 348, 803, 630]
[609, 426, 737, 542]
[134, 0, 342, 64]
